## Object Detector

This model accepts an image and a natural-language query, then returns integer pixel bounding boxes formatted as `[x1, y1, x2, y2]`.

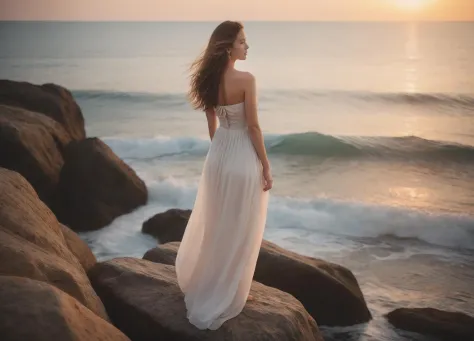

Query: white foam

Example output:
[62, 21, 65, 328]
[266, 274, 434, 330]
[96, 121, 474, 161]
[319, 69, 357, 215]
[80, 203, 160, 261]
[81, 177, 474, 263]
[147, 176, 198, 208]
[143, 177, 474, 251]
[267, 195, 474, 250]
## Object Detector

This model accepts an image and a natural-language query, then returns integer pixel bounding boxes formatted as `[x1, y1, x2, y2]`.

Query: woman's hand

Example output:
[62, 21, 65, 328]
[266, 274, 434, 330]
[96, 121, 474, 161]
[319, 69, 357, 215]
[263, 166, 273, 192]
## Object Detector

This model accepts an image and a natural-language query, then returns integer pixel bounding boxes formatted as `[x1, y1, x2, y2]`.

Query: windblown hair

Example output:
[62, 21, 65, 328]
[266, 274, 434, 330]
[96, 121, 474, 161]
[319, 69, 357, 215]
[188, 21, 243, 111]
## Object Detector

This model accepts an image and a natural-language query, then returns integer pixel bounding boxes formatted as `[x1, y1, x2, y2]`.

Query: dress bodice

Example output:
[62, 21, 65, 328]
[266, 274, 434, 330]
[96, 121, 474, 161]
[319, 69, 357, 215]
[215, 102, 246, 130]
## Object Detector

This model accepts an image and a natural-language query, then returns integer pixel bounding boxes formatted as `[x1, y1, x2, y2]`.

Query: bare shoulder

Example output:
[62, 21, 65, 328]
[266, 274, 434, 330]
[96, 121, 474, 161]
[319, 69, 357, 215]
[238, 71, 255, 82]
[235, 71, 255, 89]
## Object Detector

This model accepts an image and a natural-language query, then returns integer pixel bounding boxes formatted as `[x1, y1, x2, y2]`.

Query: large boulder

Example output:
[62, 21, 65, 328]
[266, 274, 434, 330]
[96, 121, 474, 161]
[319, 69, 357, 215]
[0, 104, 72, 206]
[0, 168, 108, 320]
[386, 308, 474, 341]
[254, 240, 371, 326]
[60, 223, 97, 272]
[143, 240, 372, 326]
[0, 276, 130, 341]
[89, 258, 323, 341]
[141, 208, 191, 243]
[55, 138, 148, 231]
[0, 79, 85, 140]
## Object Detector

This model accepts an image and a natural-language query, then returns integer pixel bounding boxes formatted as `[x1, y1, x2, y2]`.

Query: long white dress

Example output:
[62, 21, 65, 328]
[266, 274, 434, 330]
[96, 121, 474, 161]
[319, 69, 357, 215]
[175, 101, 269, 330]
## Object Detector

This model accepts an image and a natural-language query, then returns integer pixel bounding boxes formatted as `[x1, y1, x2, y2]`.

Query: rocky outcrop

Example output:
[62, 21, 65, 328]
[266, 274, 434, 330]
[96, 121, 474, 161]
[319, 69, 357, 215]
[141, 208, 191, 242]
[0, 80, 148, 232]
[0, 79, 85, 140]
[89, 257, 323, 341]
[386, 308, 474, 341]
[143, 239, 372, 326]
[55, 138, 148, 231]
[0, 168, 108, 320]
[60, 223, 97, 272]
[0, 276, 130, 341]
[0, 104, 72, 206]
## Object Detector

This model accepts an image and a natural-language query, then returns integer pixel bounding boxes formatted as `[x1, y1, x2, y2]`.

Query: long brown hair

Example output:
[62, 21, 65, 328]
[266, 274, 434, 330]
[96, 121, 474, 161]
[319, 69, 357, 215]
[188, 21, 243, 111]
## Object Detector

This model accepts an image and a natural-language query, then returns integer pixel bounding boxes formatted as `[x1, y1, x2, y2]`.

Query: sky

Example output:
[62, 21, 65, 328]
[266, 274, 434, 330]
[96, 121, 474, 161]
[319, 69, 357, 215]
[0, 0, 473, 21]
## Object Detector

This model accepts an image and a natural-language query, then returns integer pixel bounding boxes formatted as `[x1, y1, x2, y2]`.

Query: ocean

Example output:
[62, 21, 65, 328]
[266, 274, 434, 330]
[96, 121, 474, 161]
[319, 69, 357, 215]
[1, 21, 473, 340]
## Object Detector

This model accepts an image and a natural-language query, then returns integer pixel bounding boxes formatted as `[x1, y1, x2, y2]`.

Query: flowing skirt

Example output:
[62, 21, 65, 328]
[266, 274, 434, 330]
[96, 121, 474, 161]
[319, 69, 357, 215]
[175, 127, 269, 330]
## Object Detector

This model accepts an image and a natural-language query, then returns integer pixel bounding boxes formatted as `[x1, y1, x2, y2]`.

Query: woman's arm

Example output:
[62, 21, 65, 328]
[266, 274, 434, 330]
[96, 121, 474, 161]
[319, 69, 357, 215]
[205, 108, 217, 140]
[244, 73, 270, 171]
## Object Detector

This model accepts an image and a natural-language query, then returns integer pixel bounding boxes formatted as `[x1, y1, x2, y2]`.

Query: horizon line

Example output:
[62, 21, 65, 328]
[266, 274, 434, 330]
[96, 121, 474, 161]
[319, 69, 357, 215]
[0, 18, 474, 23]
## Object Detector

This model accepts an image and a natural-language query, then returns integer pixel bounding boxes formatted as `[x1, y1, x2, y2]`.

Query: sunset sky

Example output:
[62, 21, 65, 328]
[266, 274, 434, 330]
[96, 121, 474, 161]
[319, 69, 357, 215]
[0, 0, 473, 21]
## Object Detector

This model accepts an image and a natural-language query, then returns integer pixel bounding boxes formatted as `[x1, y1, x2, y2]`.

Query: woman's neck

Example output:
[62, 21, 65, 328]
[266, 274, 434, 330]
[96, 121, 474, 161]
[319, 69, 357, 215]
[227, 59, 236, 70]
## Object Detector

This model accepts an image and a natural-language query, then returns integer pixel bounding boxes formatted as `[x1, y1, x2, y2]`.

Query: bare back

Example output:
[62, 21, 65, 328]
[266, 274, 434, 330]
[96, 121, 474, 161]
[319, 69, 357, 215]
[217, 70, 249, 106]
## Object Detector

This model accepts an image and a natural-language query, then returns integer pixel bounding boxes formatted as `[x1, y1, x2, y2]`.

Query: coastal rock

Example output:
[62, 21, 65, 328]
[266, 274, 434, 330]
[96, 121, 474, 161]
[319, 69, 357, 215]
[55, 138, 148, 231]
[0, 276, 130, 341]
[254, 240, 371, 326]
[386, 307, 474, 341]
[143, 242, 180, 266]
[141, 208, 191, 243]
[0, 168, 108, 320]
[89, 257, 323, 341]
[60, 223, 97, 272]
[143, 239, 372, 326]
[0, 79, 85, 140]
[0, 104, 72, 206]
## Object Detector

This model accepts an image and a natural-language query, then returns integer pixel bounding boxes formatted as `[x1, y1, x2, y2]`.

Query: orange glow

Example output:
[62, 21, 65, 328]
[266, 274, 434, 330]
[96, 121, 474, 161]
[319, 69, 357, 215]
[394, 0, 435, 10]
[0, 0, 472, 21]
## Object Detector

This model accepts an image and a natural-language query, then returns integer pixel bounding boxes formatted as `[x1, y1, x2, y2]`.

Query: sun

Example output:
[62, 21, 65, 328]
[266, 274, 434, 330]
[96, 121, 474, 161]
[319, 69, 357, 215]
[394, 0, 433, 10]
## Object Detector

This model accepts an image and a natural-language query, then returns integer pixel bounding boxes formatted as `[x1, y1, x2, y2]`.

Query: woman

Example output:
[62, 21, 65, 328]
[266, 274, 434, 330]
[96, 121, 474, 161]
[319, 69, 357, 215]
[175, 20, 273, 330]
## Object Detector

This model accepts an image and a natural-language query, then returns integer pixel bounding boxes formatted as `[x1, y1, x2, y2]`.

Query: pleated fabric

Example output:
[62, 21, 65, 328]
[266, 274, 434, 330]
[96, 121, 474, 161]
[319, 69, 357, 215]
[175, 102, 269, 330]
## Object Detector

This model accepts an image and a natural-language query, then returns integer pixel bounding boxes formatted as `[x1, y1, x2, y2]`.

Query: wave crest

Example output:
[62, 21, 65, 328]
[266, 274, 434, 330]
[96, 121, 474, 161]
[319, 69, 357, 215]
[104, 133, 474, 163]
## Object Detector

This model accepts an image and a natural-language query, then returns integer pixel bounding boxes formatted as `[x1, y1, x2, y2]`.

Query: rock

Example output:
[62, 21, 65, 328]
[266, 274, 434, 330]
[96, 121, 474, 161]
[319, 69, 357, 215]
[143, 239, 372, 326]
[55, 138, 148, 231]
[0, 79, 85, 140]
[60, 223, 97, 272]
[143, 242, 180, 266]
[0, 168, 108, 320]
[386, 307, 474, 341]
[141, 209, 191, 243]
[0, 104, 72, 206]
[0, 276, 131, 341]
[254, 240, 371, 326]
[89, 258, 323, 341]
